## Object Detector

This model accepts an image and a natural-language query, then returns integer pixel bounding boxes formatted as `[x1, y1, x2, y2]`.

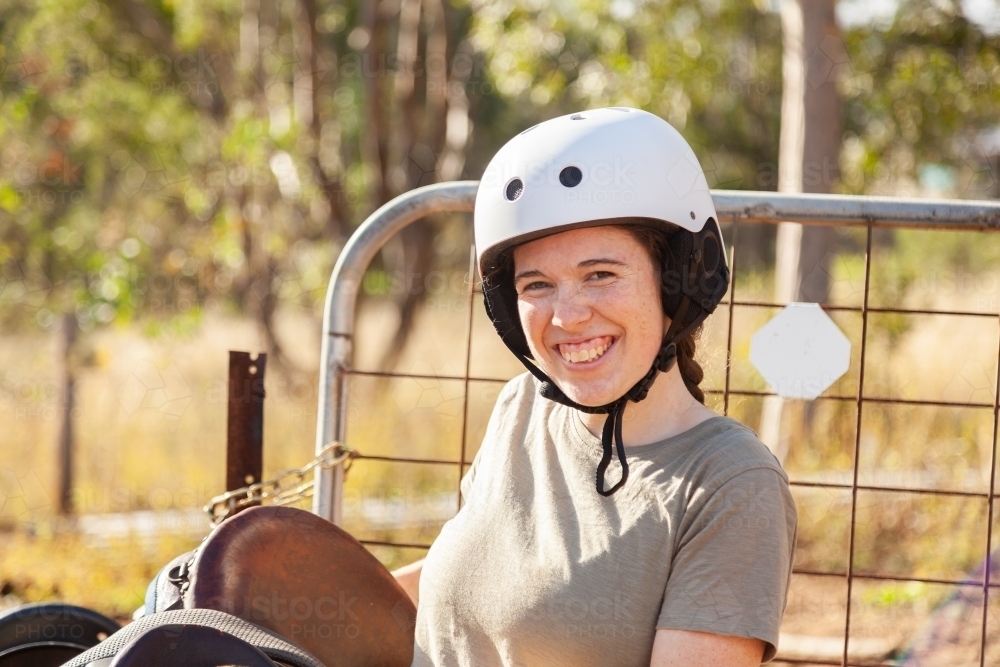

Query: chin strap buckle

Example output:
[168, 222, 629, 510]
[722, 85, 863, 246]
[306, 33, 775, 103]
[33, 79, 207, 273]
[655, 342, 678, 373]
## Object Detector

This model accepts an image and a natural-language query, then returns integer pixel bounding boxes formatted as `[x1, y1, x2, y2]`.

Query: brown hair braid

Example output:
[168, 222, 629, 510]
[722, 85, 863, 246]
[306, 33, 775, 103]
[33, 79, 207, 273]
[618, 223, 707, 404]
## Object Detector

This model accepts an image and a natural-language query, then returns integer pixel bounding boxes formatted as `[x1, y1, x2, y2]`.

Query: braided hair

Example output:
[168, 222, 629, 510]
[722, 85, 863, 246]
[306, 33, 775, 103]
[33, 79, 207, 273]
[619, 224, 706, 404]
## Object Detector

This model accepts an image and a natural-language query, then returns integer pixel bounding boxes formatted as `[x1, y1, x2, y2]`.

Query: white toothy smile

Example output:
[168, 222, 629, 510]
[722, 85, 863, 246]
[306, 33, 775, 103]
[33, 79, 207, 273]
[557, 336, 615, 364]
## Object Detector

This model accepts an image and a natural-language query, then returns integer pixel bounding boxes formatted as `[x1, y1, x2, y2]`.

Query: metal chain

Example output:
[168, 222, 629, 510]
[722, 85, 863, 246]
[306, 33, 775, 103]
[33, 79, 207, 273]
[202, 442, 358, 526]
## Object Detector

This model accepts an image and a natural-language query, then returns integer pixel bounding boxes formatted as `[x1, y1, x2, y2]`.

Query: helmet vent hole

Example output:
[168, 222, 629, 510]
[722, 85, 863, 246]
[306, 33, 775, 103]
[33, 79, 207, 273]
[559, 166, 583, 188]
[570, 114, 586, 120]
[505, 178, 524, 201]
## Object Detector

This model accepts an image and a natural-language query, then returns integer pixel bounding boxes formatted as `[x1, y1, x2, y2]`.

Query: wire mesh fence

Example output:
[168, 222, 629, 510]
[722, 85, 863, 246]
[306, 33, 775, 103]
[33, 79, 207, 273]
[318, 183, 1000, 666]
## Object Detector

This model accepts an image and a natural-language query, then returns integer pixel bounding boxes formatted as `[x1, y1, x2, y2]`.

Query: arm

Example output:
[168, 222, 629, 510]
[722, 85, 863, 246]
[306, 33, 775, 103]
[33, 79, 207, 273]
[392, 558, 423, 607]
[650, 628, 764, 667]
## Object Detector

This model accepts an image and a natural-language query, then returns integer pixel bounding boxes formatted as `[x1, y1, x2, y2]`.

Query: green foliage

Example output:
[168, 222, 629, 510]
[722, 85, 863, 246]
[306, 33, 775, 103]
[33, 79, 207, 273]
[2, 0, 997, 343]
[841, 0, 1000, 197]
[465, 0, 783, 188]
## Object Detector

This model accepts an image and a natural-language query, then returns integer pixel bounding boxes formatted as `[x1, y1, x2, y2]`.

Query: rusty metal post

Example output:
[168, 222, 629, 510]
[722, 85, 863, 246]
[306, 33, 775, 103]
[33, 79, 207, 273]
[227, 351, 267, 496]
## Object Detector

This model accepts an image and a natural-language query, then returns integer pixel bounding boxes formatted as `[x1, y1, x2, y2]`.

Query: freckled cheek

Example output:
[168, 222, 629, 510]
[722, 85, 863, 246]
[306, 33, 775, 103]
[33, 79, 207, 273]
[592, 290, 664, 355]
[517, 301, 551, 352]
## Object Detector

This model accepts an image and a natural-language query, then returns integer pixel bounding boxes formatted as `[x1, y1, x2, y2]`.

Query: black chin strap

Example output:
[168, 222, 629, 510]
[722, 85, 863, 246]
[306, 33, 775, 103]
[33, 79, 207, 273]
[513, 296, 706, 497]
[597, 400, 629, 495]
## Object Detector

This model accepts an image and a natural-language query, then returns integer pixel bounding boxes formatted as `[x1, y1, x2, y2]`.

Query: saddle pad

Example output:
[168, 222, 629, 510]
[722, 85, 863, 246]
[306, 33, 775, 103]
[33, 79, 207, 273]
[108, 623, 277, 667]
[59, 608, 323, 667]
[187, 505, 416, 667]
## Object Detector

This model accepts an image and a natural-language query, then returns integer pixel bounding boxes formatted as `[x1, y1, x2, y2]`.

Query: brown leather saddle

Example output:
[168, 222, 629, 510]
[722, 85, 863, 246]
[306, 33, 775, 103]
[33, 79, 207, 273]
[140, 505, 416, 667]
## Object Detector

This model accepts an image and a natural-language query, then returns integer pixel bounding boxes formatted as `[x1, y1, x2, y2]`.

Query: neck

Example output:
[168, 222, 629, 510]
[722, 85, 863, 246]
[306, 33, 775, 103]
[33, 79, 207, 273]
[578, 365, 717, 446]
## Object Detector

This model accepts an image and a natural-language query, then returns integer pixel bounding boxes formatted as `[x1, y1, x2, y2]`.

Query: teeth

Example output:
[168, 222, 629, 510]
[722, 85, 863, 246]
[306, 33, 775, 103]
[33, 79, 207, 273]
[561, 342, 610, 364]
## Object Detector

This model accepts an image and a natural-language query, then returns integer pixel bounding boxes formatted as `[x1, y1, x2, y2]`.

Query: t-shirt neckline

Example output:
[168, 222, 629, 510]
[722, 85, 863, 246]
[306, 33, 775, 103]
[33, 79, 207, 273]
[569, 407, 731, 456]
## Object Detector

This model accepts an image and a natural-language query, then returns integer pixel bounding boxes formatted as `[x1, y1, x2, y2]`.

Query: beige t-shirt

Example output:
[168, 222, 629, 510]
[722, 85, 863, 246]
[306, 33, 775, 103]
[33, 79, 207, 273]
[413, 373, 797, 667]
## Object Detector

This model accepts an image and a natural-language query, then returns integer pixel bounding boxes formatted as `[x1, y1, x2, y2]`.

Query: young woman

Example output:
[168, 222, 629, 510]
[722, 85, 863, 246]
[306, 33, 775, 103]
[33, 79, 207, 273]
[394, 107, 797, 667]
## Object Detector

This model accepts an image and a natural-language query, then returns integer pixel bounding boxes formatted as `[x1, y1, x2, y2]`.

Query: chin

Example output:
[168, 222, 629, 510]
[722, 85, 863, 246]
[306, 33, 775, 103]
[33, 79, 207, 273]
[549, 377, 621, 408]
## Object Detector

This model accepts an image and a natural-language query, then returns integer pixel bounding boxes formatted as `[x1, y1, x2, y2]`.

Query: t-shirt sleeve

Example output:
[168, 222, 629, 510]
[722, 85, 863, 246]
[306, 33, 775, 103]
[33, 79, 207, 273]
[459, 450, 480, 505]
[458, 375, 529, 507]
[657, 467, 797, 662]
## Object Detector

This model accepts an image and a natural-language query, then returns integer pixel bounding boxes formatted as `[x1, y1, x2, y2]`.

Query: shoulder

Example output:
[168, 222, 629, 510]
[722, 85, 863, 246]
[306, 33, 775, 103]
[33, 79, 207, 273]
[478, 372, 552, 451]
[490, 372, 564, 424]
[682, 416, 787, 482]
[633, 415, 790, 506]
[495, 371, 540, 406]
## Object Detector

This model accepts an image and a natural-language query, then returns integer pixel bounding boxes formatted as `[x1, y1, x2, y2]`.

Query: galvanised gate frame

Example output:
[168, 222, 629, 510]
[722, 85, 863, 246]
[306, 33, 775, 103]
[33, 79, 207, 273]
[313, 181, 1000, 666]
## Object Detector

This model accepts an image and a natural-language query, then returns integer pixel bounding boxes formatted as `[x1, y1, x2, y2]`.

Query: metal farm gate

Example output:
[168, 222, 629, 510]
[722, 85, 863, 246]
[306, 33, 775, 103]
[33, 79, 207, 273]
[311, 181, 1000, 666]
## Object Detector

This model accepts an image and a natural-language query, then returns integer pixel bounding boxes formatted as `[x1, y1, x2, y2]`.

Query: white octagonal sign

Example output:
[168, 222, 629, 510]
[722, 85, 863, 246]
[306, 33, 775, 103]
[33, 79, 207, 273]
[749, 302, 851, 400]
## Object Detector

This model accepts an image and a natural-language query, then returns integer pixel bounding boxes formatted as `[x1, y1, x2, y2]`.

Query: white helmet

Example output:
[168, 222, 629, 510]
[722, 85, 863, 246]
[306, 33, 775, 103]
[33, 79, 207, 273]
[475, 107, 719, 273]
[474, 107, 729, 496]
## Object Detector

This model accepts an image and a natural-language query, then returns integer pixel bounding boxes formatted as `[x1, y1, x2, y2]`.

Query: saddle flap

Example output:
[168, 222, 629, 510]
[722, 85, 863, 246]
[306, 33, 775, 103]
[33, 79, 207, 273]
[186, 505, 416, 667]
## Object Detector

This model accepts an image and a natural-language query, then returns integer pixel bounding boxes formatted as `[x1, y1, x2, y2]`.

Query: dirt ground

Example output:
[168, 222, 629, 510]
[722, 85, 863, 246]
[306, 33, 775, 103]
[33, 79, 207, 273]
[775, 573, 1000, 665]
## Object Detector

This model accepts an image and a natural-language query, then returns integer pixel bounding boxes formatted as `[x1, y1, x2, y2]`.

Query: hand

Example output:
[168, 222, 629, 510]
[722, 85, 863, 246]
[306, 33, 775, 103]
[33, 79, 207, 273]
[391, 558, 424, 607]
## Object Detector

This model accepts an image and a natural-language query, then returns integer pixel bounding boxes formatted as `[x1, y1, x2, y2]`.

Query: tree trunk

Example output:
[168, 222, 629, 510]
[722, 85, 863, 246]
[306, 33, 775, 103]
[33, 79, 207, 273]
[760, 0, 843, 461]
[436, 39, 474, 182]
[362, 0, 393, 208]
[55, 313, 77, 515]
[797, 0, 843, 302]
[294, 0, 348, 242]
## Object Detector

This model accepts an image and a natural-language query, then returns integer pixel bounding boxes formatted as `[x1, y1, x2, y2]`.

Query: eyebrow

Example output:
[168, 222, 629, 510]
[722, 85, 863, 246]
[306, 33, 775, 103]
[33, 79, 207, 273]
[579, 258, 627, 268]
[513, 258, 627, 282]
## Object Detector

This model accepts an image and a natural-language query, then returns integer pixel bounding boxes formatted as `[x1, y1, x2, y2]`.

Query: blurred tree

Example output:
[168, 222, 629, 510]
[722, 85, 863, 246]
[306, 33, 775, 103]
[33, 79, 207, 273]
[463, 0, 784, 185]
[841, 0, 1000, 204]
[1, 0, 998, 514]
[0, 0, 482, 511]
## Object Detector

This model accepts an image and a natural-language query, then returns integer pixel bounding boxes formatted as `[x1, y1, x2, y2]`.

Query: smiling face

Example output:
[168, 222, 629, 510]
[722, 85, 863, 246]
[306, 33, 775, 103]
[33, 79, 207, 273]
[511, 225, 667, 407]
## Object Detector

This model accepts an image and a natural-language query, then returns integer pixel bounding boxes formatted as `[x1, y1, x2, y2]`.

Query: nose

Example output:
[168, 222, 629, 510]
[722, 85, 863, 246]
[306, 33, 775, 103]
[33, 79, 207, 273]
[550, 283, 591, 331]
